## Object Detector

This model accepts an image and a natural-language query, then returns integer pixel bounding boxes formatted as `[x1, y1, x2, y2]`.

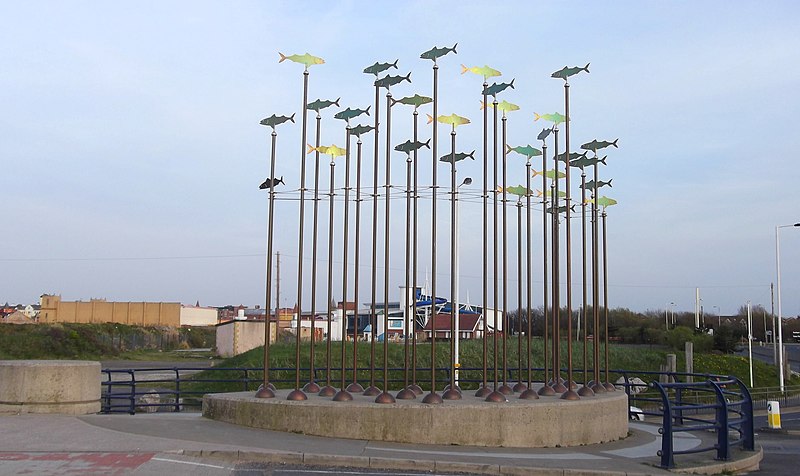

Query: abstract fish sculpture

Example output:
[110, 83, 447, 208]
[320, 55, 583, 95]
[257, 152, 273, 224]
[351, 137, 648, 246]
[363, 60, 398, 76]
[551, 63, 590, 80]
[570, 155, 607, 169]
[313, 145, 346, 158]
[278, 52, 325, 67]
[506, 144, 542, 158]
[375, 72, 412, 89]
[348, 124, 375, 137]
[580, 139, 619, 151]
[395, 139, 431, 153]
[259, 176, 285, 189]
[334, 107, 370, 121]
[307, 98, 340, 112]
[537, 127, 553, 141]
[259, 113, 296, 128]
[427, 113, 470, 127]
[461, 64, 501, 78]
[483, 80, 515, 97]
[391, 94, 432, 108]
[532, 169, 566, 179]
[533, 112, 567, 124]
[480, 100, 520, 113]
[499, 185, 534, 197]
[555, 151, 587, 163]
[583, 179, 613, 190]
[439, 150, 476, 163]
[420, 43, 458, 61]
[587, 196, 618, 208]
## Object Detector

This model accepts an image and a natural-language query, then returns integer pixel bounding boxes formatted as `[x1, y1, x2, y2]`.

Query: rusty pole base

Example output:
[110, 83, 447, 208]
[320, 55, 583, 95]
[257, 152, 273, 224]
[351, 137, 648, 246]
[519, 388, 540, 400]
[396, 387, 416, 400]
[302, 381, 321, 393]
[498, 384, 513, 395]
[422, 392, 443, 404]
[591, 382, 608, 393]
[512, 382, 528, 393]
[407, 384, 423, 395]
[603, 382, 616, 391]
[362, 385, 382, 396]
[286, 389, 307, 401]
[538, 384, 557, 396]
[475, 385, 492, 398]
[560, 389, 580, 401]
[552, 382, 568, 393]
[332, 389, 353, 401]
[346, 382, 365, 393]
[485, 390, 508, 403]
[318, 385, 337, 397]
[442, 388, 462, 400]
[578, 385, 595, 397]
[374, 391, 396, 404]
[254, 386, 275, 399]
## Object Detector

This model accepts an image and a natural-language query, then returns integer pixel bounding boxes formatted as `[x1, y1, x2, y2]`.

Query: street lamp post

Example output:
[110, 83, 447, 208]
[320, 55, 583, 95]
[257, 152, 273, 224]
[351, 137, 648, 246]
[776, 222, 800, 394]
[454, 177, 472, 388]
[713, 306, 720, 329]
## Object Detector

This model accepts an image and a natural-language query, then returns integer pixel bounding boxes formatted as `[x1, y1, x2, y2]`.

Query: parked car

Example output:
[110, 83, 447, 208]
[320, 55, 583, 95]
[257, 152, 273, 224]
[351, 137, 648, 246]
[629, 405, 645, 421]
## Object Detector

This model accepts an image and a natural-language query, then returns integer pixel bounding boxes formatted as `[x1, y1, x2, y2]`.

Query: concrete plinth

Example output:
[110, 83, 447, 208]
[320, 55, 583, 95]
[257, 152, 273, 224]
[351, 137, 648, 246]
[203, 387, 628, 448]
[0, 360, 101, 415]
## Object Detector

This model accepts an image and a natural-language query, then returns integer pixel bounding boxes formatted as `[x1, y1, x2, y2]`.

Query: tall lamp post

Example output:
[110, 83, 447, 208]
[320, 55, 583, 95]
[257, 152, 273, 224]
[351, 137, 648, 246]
[776, 222, 800, 393]
[713, 306, 720, 328]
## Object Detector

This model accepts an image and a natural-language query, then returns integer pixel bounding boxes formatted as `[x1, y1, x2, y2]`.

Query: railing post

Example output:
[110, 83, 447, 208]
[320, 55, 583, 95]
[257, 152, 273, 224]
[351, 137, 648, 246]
[734, 378, 755, 451]
[174, 369, 181, 412]
[653, 381, 675, 469]
[711, 379, 729, 460]
[243, 368, 249, 391]
[675, 387, 684, 425]
[128, 370, 136, 415]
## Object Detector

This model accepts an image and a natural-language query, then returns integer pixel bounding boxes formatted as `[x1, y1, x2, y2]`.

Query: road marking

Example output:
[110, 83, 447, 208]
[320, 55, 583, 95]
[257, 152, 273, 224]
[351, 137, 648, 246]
[151, 456, 230, 469]
[364, 445, 607, 460]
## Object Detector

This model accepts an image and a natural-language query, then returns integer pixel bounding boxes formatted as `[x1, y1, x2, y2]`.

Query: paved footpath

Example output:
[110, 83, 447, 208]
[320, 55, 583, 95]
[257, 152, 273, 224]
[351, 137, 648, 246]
[0, 412, 760, 475]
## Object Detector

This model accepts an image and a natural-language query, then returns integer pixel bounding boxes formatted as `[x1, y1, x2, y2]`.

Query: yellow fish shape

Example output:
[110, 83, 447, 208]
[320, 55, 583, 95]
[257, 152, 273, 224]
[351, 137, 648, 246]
[480, 100, 520, 113]
[426, 113, 470, 127]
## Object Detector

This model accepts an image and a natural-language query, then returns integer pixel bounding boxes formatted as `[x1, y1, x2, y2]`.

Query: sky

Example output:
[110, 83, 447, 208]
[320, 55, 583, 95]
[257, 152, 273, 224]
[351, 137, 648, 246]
[2, 1, 800, 318]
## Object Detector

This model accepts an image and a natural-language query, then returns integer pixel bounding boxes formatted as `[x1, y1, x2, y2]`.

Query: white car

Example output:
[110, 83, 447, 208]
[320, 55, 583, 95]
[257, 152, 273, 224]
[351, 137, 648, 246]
[629, 405, 645, 421]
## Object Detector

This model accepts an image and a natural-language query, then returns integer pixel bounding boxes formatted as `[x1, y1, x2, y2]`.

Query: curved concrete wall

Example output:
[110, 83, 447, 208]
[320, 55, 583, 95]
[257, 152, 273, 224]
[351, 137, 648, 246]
[203, 390, 628, 448]
[0, 360, 100, 415]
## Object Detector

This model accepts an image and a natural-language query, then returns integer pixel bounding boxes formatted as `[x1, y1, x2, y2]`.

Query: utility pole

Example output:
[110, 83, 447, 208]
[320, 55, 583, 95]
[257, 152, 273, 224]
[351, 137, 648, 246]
[771, 282, 776, 365]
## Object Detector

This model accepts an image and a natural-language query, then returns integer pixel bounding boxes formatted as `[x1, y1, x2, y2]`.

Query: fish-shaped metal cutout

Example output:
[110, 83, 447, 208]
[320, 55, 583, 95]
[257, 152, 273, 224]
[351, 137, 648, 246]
[349, 124, 375, 137]
[307, 98, 340, 112]
[506, 144, 542, 158]
[395, 139, 431, 153]
[582, 179, 613, 190]
[532, 169, 566, 179]
[580, 139, 619, 151]
[391, 94, 432, 108]
[480, 100, 520, 113]
[375, 72, 412, 89]
[312, 144, 346, 158]
[537, 127, 553, 141]
[278, 52, 325, 67]
[259, 176, 285, 189]
[426, 113, 470, 127]
[551, 63, 590, 80]
[259, 113, 296, 128]
[536, 189, 567, 198]
[570, 155, 607, 169]
[534, 112, 567, 124]
[587, 196, 618, 208]
[334, 106, 371, 121]
[363, 60, 398, 76]
[483, 79, 515, 97]
[420, 43, 458, 61]
[555, 151, 587, 163]
[461, 64, 501, 78]
[439, 150, 476, 163]
[547, 204, 577, 215]
[499, 185, 534, 197]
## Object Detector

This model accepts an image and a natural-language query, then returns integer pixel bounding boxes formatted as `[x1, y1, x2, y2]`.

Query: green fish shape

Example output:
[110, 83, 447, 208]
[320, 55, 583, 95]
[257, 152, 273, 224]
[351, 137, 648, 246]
[551, 63, 590, 80]
[536, 189, 567, 199]
[582, 179, 613, 190]
[420, 43, 458, 61]
[480, 100, 520, 113]
[532, 169, 565, 179]
[375, 72, 412, 89]
[533, 112, 567, 124]
[461, 64, 501, 78]
[548, 204, 577, 215]
[580, 139, 619, 151]
[363, 59, 398, 76]
[555, 151, 587, 163]
[570, 155, 607, 169]
[506, 144, 542, 158]
[307, 98, 340, 112]
[427, 113, 470, 127]
[278, 52, 325, 68]
[334, 106, 370, 122]
[504, 185, 534, 197]
[587, 196, 618, 208]
[483, 79, 515, 97]
[395, 139, 431, 153]
[392, 94, 432, 108]
[349, 124, 375, 137]
[439, 150, 476, 163]
[260, 113, 295, 129]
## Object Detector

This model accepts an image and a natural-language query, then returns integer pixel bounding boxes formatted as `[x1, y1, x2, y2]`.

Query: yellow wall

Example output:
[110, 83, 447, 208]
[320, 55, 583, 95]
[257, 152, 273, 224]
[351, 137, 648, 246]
[39, 295, 180, 327]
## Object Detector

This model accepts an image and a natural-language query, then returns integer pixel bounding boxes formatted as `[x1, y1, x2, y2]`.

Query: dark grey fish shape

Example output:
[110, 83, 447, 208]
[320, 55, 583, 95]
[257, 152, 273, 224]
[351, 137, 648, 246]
[259, 113, 295, 128]
[363, 59, 398, 76]
[259, 176, 285, 189]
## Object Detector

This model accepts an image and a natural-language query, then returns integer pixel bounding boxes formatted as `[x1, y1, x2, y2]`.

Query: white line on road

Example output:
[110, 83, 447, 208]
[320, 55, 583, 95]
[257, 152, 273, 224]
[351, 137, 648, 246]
[151, 456, 230, 469]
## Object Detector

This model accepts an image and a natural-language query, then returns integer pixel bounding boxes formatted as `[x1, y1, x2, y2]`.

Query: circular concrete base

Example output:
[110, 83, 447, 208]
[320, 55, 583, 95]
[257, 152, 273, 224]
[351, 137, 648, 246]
[203, 386, 628, 448]
[0, 360, 101, 415]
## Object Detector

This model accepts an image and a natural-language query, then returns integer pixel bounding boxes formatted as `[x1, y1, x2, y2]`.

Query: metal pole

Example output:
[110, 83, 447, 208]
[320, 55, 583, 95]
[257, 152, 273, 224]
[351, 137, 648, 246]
[562, 79, 578, 400]
[774, 224, 799, 393]
[521, 152, 539, 400]
[397, 151, 416, 400]
[338, 126, 356, 397]
[539, 137, 555, 397]
[350, 134, 364, 393]
[288, 69, 310, 401]
[256, 129, 278, 399]
[477, 79, 491, 398]
[322, 157, 338, 397]
[303, 112, 322, 394]
[500, 112, 511, 396]
[365, 82, 381, 397]
[410, 107, 423, 395]
[513, 199, 525, 393]
[590, 150, 604, 394]
[376, 91, 395, 404]
[602, 209, 614, 391]
[578, 164, 593, 397]
[444, 128, 461, 400]
[748, 300, 753, 387]
[552, 126, 565, 394]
